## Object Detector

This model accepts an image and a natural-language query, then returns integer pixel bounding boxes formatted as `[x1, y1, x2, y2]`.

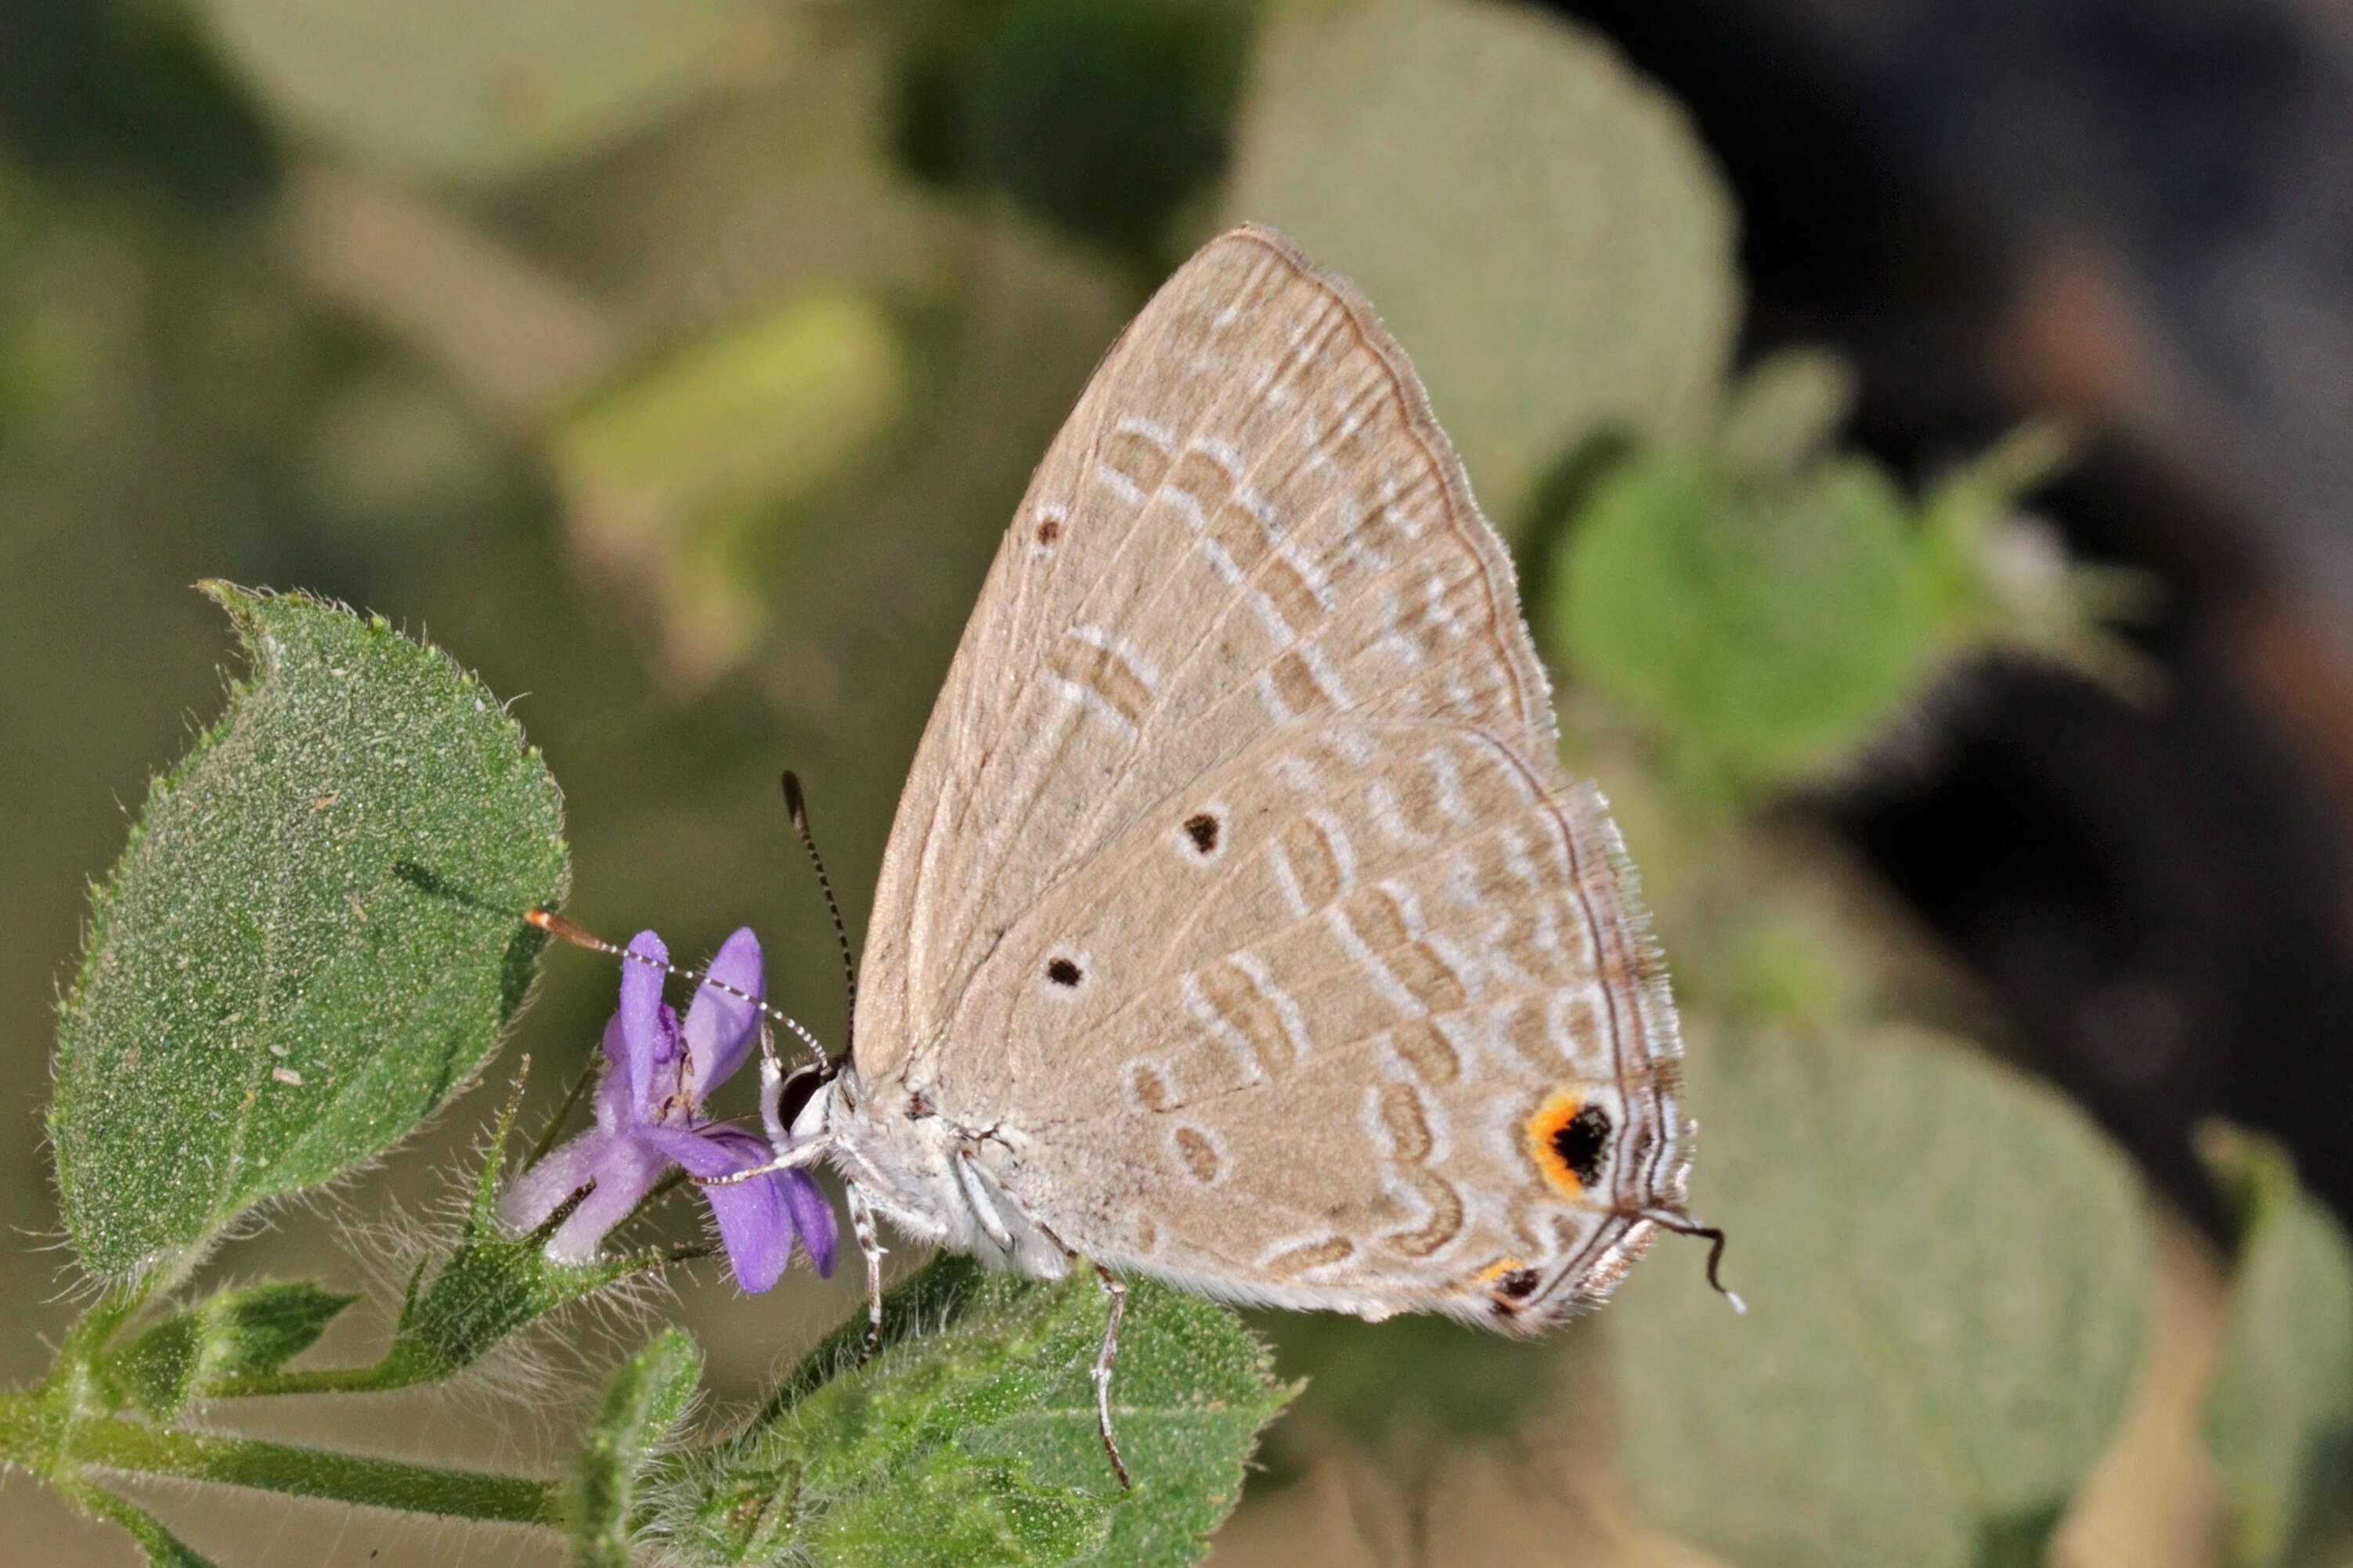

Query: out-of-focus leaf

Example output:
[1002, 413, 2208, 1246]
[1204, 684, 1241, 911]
[1716, 347, 1857, 481]
[1553, 422, 2150, 799]
[1912, 424, 2162, 704]
[198, 0, 780, 186]
[1264, 1310, 1559, 1448]
[2198, 1123, 2353, 1568]
[1222, 0, 1737, 532]
[944, 0, 1251, 259]
[519, 22, 951, 336]
[1556, 448, 1931, 796]
[0, 178, 33, 450]
[1609, 1025, 2150, 1568]
[650, 1256, 1291, 1567]
[3, 2, 279, 210]
[575, 1328, 703, 1568]
[0, 174, 142, 453]
[284, 164, 630, 423]
[51, 585, 568, 1280]
[553, 289, 906, 687]
[301, 368, 509, 536]
[104, 1281, 356, 1418]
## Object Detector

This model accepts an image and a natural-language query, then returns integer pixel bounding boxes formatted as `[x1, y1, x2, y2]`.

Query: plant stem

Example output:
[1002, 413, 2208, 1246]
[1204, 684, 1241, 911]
[201, 1363, 426, 1399]
[1, 1390, 560, 1527]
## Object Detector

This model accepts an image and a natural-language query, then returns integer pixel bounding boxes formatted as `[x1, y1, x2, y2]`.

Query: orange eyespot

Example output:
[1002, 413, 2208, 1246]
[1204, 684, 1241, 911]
[1526, 1090, 1614, 1196]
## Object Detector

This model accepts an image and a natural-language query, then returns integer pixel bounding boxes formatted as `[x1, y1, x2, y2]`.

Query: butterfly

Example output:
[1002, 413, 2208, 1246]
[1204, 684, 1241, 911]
[540, 222, 1722, 1487]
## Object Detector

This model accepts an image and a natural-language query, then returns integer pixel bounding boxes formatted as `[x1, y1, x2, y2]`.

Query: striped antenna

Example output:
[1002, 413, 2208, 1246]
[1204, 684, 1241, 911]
[525, 909, 828, 1069]
[781, 770, 858, 1064]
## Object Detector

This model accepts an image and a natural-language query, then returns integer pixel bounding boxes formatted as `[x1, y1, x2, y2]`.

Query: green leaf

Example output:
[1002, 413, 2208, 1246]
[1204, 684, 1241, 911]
[575, 1328, 704, 1568]
[1555, 446, 1935, 797]
[1912, 424, 2161, 703]
[650, 1256, 1292, 1567]
[1222, 0, 1736, 532]
[1608, 1025, 2151, 1568]
[372, 1098, 673, 1390]
[1716, 346, 1857, 481]
[2198, 1123, 2353, 1568]
[193, 1280, 356, 1376]
[198, 0, 775, 184]
[66, 1483, 222, 1568]
[105, 1281, 356, 1418]
[52, 584, 569, 1279]
[552, 289, 907, 687]
[1553, 423, 2154, 801]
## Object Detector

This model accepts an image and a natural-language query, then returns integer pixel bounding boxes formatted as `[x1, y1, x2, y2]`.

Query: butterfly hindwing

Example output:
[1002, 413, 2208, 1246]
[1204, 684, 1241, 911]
[950, 716, 1684, 1325]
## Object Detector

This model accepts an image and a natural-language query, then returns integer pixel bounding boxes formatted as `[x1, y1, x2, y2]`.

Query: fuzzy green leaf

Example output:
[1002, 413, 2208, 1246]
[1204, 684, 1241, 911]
[105, 1281, 356, 1418]
[1223, 0, 1736, 532]
[576, 1328, 704, 1568]
[68, 1483, 221, 1568]
[51, 584, 568, 1279]
[651, 1256, 1291, 1567]
[2199, 1123, 2353, 1568]
[372, 1138, 669, 1390]
[1556, 448, 1934, 796]
[1609, 1025, 2151, 1568]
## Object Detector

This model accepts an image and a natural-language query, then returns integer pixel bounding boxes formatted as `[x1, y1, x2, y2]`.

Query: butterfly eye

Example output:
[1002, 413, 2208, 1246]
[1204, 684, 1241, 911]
[776, 1062, 830, 1134]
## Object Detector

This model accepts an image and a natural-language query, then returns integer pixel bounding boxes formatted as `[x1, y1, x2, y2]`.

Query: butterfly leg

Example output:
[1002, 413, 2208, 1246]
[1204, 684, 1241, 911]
[844, 1177, 886, 1363]
[695, 1137, 829, 1184]
[1090, 1262, 1132, 1491]
[953, 1149, 1018, 1253]
[753, 1019, 791, 1149]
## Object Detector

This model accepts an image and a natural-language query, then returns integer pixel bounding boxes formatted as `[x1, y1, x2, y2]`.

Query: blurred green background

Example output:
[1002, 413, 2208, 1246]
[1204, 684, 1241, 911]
[7, 0, 2353, 1564]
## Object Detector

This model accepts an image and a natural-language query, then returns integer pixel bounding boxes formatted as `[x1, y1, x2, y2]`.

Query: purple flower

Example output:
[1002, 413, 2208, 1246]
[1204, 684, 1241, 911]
[499, 928, 836, 1291]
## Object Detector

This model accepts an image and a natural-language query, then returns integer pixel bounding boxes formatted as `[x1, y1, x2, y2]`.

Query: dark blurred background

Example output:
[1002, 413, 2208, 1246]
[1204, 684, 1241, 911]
[2, 1, 2350, 1563]
[1555, 0, 2353, 1239]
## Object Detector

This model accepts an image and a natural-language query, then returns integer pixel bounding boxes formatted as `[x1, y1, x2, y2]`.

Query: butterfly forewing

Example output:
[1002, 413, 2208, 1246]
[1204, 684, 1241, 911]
[852, 225, 1687, 1325]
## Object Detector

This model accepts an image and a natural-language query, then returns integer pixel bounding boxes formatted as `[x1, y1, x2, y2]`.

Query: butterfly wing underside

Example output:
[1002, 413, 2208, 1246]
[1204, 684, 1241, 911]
[854, 225, 1688, 1326]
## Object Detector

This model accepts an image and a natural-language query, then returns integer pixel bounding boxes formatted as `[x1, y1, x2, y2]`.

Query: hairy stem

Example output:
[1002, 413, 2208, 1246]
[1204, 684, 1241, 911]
[1, 1390, 560, 1527]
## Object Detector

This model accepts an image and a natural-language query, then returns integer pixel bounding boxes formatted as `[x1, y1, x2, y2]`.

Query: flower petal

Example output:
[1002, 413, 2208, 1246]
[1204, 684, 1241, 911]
[682, 927, 764, 1103]
[500, 1129, 669, 1263]
[637, 1122, 745, 1181]
[702, 1169, 795, 1293]
[644, 1125, 796, 1292]
[780, 1168, 839, 1278]
[545, 1137, 673, 1263]
[615, 931, 669, 1113]
[496, 1128, 616, 1234]
[594, 1015, 637, 1130]
[697, 1125, 837, 1280]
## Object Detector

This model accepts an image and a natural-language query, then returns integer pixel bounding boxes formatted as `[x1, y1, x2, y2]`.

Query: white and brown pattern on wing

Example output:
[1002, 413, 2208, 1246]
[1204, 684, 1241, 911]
[857, 228, 1555, 1088]
[944, 717, 1684, 1326]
